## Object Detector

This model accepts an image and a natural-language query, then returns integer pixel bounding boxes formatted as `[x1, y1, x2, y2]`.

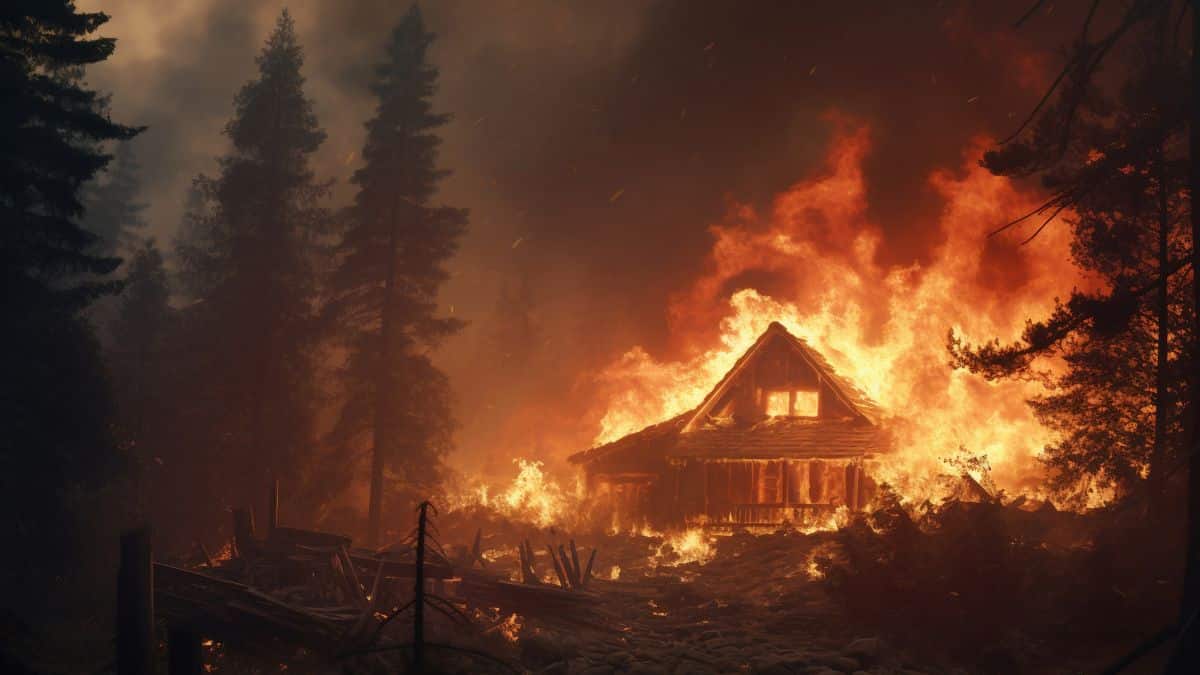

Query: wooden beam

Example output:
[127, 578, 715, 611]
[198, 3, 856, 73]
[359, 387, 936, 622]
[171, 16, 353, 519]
[547, 545, 568, 589]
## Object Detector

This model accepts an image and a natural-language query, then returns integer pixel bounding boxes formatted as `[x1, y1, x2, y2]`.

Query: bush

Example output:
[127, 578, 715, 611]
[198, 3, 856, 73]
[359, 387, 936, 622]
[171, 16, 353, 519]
[818, 488, 1181, 673]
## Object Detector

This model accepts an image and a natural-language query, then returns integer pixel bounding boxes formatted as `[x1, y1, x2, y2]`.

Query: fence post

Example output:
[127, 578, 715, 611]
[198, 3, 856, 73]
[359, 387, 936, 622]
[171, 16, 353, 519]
[117, 526, 154, 675]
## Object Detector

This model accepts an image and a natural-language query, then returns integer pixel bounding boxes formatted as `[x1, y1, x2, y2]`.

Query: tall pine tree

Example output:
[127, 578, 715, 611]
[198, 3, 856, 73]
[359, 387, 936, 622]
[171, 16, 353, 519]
[174, 10, 328, 532]
[325, 6, 466, 545]
[0, 1, 141, 610]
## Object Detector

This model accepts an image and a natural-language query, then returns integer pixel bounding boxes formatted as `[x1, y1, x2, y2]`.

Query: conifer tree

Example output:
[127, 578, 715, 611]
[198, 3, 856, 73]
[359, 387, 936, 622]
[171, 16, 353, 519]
[82, 140, 147, 256]
[110, 241, 171, 444]
[174, 10, 328, 523]
[108, 239, 173, 514]
[0, 0, 141, 609]
[325, 6, 467, 544]
[948, 3, 1191, 508]
[1, 2, 142, 312]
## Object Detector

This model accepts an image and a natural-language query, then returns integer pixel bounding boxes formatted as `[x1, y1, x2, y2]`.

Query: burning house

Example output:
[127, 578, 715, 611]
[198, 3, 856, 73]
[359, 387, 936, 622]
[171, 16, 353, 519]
[570, 322, 890, 529]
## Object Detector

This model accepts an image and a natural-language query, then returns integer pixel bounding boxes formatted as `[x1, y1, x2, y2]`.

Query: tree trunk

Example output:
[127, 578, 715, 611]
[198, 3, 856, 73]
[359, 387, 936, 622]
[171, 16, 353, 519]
[367, 197, 402, 547]
[1170, 2, 1199, 669]
[1150, 140, 1171, 517]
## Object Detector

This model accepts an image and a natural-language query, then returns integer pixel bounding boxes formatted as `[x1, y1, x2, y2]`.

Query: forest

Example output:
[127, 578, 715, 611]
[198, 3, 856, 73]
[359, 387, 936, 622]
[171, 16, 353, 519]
[0, 1, 1197, 674]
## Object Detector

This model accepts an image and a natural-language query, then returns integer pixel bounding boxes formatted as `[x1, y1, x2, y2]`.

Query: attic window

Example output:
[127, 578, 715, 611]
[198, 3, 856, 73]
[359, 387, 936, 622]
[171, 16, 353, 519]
[766, 391, 790, 416]
[793, 391, 819, 417]
[765, 390, 820, 417]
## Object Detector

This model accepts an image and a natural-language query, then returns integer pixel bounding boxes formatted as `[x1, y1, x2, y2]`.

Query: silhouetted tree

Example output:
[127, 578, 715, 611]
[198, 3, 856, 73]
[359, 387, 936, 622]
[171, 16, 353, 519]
[324, 6, 466, 545]
[949, 2, 1191, 506]
[947, 2, 1197, 667]
[0, 0, 141, 611]
[174, 10, 329, 532]
[82, 140, 147, 256]
[108, 239, 173, 516]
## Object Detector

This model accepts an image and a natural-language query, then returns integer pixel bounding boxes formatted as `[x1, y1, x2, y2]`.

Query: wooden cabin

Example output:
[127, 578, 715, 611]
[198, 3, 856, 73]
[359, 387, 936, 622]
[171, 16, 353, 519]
[569, 322, 890, 529]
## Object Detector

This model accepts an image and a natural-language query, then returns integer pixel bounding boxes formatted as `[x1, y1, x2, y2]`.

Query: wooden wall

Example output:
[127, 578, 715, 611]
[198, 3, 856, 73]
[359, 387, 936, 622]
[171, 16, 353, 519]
[664, 457, 871, 526]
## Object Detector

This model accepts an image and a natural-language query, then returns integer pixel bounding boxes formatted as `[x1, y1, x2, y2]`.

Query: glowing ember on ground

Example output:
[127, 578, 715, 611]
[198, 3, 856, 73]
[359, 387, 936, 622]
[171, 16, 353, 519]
[497, 613, 522, 643]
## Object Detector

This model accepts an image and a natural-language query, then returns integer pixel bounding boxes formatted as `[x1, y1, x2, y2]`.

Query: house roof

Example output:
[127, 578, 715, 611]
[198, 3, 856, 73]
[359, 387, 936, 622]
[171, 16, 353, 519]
[682, 321, 881, 431]
[569, 322, 887, 467]
[670, 416, 887, 459]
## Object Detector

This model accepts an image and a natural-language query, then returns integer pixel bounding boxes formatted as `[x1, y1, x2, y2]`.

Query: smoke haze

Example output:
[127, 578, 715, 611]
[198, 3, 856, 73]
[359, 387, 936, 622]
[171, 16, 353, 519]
[78, 0, 1096, 479]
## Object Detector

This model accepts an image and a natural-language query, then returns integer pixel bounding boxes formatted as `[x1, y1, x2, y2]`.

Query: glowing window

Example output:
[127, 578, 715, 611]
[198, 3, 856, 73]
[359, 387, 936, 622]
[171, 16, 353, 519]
[766, 390, 820, 417]
[766, 391, 790, 416]
[793, 391, 819, 417]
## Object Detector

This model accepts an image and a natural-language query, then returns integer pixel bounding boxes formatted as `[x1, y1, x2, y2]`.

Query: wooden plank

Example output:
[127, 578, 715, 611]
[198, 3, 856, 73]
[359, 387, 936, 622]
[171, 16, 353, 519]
[547, 545, 568, 588]
[569, 541, 582, 588]
[582, 549, 597, 588]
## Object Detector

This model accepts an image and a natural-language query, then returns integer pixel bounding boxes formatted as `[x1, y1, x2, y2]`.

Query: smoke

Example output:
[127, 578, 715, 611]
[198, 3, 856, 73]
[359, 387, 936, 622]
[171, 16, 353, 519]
[77, 1, 1094, 478]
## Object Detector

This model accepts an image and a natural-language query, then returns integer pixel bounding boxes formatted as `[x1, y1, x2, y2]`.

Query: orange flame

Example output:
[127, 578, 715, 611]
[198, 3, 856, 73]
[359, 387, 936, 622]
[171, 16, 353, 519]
[653, 527, 716, 566]
[449, 458, 579, 528]
[591, 114, 1089, 506]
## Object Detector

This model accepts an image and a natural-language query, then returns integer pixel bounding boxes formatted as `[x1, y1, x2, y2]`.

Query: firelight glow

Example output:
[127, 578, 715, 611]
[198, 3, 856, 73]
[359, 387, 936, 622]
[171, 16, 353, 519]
[589, 117, 1091, 506]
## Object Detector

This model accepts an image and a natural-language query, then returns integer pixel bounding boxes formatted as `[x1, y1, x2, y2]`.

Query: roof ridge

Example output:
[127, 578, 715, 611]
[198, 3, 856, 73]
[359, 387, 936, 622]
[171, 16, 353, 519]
[682, 321, 882, 431]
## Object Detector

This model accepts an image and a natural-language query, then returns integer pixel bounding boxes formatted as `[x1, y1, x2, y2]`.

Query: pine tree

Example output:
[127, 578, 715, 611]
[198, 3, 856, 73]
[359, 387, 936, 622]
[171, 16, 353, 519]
[325, 6, 467, 545]
[174, 10, 329, 525]
[0, 0, 141, 610]
[108, 239, 173, 515]
[111, 240, 171, 441]
[1, 2, 142, 313]
[82, 140, 147, 256]
[949, 4, 1191, 509]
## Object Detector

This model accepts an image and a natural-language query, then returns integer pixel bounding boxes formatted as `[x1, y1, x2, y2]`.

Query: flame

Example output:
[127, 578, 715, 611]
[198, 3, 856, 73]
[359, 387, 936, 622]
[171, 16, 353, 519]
[591, 114, 1089, 507]
[805, 555, 825, 580]
[795, 506, 850, 534]
[653, 528, 716, 566]
[497, 613, 522, 643]
[450, 458, 577, 528]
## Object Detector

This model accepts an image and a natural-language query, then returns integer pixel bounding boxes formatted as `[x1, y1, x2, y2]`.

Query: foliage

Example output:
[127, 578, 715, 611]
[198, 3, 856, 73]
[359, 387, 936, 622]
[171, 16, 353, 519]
[106, 239, 176, 522]
[81, 140, 147, 256]
[0, 0, 143, 313]
[0, 0, 141, 614]
[948, 4, 1191, 501]
[820, 498, 1180, 673]
[322, 5, 467, 532]
[172, 10, 330, 537]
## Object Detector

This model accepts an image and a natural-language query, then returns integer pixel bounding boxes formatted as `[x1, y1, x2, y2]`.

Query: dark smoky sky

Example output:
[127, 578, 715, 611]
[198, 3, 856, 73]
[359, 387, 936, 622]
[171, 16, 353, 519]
[79, 0, 1096, 468]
